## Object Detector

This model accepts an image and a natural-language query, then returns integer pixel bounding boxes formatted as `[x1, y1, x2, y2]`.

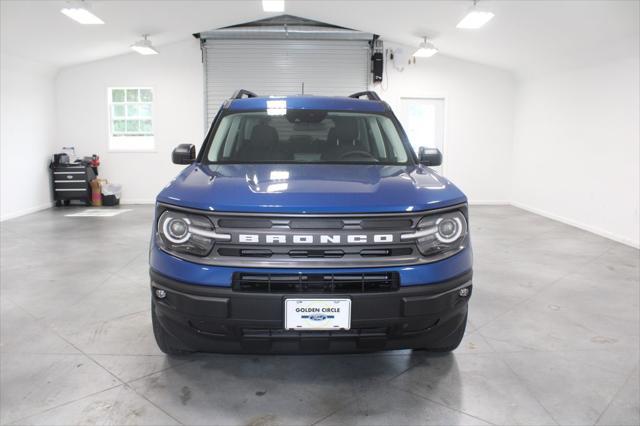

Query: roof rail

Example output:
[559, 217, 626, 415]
[348, 91, 381, 101]
[231, 89, 258, 99]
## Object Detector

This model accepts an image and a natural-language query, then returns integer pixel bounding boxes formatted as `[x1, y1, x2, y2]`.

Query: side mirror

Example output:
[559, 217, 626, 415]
[172, 144, 196, 165]
[418, 147, 442, 167]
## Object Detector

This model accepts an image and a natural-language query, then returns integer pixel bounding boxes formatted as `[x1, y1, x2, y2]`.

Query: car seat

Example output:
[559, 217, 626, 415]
[325, 118, 363, 160]
[237, 123, 280, 162]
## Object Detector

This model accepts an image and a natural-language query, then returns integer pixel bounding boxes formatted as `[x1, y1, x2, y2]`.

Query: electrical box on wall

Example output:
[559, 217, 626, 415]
[371, 38, 384, 83]
[372, 52, 383, 82]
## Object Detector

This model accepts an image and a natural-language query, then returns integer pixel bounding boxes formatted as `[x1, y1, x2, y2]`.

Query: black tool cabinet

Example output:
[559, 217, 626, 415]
[50, 163, 96, 206]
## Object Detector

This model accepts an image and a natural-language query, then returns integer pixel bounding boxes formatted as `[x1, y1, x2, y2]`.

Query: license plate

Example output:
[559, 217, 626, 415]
[284, 299, 351, 330]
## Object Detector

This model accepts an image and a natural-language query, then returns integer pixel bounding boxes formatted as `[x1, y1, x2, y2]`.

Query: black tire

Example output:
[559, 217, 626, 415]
[151, 302, 192, 356]
[63, 200, 71, 206]
[55, 200, 63, 207]
[420, 313, 467, 353]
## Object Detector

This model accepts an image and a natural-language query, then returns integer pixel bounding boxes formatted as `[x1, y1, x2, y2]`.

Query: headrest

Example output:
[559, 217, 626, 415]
[333, 118, 358, 143]
[249, 124, 279, 147]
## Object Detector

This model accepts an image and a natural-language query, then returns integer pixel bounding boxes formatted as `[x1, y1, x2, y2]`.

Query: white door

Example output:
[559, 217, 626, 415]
[401, 98, 445, 173]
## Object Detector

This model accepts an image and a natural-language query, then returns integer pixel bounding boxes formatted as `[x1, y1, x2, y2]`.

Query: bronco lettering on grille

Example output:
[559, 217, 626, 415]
[237, 234, 394, 244]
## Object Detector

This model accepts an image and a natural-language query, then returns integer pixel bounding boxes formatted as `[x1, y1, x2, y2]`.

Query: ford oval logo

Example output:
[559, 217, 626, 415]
[309, 314, 327, 321]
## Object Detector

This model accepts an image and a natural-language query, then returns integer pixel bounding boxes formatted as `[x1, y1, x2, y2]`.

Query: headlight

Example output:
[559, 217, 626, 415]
[156, 210, 217, 257]
[162, 216, 191, 244]
[408, 210, 468, 258]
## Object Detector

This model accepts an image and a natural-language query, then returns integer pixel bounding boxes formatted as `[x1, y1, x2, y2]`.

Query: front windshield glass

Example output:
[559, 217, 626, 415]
[205, 110, 411, 164]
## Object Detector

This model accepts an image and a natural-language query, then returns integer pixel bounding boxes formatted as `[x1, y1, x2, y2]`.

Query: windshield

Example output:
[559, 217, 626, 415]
[204, 110, 412, 165]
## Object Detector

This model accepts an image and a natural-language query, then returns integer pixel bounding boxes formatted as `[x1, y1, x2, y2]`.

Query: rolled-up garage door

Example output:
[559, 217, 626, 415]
[201, 38, 371, 127]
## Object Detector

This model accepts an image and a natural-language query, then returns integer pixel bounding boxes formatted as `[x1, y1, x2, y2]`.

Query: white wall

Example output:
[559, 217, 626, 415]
[55, 39, 204, 203]
[374, 46, 516, 204]
[1, 54, 57, 221]
[512, 56, 640, 247]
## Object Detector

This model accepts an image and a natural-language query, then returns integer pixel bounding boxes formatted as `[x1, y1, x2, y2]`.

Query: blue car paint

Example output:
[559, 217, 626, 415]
[153, 95, 472, 288]
[227, 96, 388, 113]
[157, 163, 467, 214]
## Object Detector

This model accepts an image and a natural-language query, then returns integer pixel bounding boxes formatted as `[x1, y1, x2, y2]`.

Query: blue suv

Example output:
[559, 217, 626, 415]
[150, 90, 472, 354]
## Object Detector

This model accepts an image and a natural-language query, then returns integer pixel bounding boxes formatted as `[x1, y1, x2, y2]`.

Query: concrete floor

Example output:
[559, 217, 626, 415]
[0, 205, 638, 426]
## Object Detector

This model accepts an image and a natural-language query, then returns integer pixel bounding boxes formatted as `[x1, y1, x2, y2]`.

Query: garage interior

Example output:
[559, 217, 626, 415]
[1, 1, 639, 425]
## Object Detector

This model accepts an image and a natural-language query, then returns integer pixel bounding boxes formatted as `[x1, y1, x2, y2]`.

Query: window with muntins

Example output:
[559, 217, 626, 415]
[108, 87, 154, 151]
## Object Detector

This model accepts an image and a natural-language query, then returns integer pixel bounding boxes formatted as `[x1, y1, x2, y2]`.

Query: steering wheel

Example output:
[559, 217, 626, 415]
[339, 150, 378, 161]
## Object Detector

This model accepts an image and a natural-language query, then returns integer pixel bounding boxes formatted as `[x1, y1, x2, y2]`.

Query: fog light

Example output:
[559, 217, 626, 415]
[458, 287, 470, 297]
[155, 289, 167, 299]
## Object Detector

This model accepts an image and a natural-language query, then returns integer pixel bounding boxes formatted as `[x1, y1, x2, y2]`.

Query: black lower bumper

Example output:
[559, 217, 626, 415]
[150, 269, 472, 354]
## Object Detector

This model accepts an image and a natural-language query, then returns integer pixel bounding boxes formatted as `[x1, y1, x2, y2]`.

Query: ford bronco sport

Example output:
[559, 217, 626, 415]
[150, 90, 472, 354]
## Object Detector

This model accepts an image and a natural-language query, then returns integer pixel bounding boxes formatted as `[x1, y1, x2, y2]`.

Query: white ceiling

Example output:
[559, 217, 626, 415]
[1, 0, 638, 77]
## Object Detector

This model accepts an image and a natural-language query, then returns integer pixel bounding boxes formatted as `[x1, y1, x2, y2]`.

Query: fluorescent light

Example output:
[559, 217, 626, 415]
[413, 46, 438, 58]
[457, 9, 494, 29]
[413, 38, 438, 58]
[131, 45, 158, 55]
[60, 6, 104, 25]
[262, 0, 284, 12]
[131, 35, 159, 55]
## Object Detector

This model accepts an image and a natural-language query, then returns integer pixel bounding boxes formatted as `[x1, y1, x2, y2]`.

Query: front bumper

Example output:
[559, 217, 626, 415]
[150, 269, 472, 353]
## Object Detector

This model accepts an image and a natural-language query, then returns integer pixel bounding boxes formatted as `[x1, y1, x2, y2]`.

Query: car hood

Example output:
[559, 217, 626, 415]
[157, 163, 466, 214]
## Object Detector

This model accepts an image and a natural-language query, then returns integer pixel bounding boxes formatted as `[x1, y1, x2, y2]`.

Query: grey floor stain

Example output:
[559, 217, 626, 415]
[180, 386, 191, 405]
[591, 335, 618, 344]
[246, 413, 276, 426]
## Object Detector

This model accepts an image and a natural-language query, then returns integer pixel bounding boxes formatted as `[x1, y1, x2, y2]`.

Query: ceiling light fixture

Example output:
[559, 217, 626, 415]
[456, 0, 494, 29]
[130, 34, 159, 55]
[60, 0, 104, 25]
[413, 37, 439, 58]
[262, 0, 285, 12]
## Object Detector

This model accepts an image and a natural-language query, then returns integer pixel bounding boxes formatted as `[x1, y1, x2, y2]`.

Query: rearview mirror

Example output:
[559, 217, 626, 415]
[418, 147, 442, 167]
[172, 144, 196, 165]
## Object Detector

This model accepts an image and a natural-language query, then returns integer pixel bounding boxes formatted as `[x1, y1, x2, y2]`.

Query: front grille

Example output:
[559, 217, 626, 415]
[232, 272, 400, 293]
[211, 211, 420, 264]
[217, 247, 413, 258]
[216, 217, 414, 230]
